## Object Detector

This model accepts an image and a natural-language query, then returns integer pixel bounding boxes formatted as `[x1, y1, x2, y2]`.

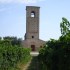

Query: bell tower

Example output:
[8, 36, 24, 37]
[23, 6, 45, 51]
[25, 6, 40, 40]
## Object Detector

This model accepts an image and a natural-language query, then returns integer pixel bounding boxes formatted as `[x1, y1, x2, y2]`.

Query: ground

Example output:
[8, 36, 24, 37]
[22, 52, 40, 70]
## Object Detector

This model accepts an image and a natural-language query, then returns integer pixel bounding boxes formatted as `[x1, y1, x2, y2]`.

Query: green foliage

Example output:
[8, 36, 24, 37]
[3, 36, 22, 46]
[38, 17, 70, 70]
[60, 17, 70, 36]
[0, 36, 31, 70]
[0, 37, 1, 40]
[38, 39, 70, 70]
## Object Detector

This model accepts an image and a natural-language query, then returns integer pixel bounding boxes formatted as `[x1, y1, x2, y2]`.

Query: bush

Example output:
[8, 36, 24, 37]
[38, 39, 70, 70]
[0, 37, 31, 70]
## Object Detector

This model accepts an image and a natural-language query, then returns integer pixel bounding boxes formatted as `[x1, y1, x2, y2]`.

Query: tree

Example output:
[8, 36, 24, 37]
[0, 37, 1, 40]
[60, 17, 70, 36]
[3, 36, 22, 46]
[38, 17, 70, 70]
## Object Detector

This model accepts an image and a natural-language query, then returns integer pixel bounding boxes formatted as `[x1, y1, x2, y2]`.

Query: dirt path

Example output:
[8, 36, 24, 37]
[22, 56, 40, 70]
[22, 60, 31, 70]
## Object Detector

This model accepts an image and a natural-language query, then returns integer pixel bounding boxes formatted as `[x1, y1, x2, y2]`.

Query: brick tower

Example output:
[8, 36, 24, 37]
[22, 6, 45, 51]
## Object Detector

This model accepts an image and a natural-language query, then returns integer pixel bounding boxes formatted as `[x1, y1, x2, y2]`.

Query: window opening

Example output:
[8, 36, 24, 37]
[31, 11, 35, 17]
[32, 36, 34, 38]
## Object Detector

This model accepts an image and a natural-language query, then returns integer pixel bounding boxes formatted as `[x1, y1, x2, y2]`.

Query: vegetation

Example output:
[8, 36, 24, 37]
[38, 17, 70, 70]
[0, 17, 70, 70]
[0, 37, 31, 70]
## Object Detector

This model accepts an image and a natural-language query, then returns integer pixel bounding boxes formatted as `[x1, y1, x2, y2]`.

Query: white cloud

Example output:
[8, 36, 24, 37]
[0, 0, 45, 4]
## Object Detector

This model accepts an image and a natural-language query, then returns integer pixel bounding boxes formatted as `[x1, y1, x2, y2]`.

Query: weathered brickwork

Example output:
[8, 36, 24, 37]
[22, 6, 45, 51]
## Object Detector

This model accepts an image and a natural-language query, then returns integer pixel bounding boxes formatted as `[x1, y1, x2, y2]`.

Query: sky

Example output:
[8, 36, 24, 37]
[0, 0, 70, 41]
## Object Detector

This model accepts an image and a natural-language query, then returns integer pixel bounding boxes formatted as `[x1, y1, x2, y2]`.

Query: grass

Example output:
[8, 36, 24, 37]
[26, 56, 40, 70]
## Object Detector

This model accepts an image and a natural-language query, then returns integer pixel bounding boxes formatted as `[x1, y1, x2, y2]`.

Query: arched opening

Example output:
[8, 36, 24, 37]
[31, 11, 35, 17]
[31, 45, 35, 51]
[40, 46, 42, 48]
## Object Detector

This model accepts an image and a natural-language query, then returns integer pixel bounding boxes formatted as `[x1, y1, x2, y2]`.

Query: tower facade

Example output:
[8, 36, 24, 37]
[25, 6, 39, 39]
[23, 6, 45, 51]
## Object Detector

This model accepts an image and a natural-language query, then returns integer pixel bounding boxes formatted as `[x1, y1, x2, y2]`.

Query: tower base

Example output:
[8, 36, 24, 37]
[22, 39, 45, 51]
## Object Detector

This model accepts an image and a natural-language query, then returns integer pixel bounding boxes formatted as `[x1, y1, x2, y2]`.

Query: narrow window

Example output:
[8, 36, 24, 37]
[32, 36, 34, 38]
[31, 11, 35, 17]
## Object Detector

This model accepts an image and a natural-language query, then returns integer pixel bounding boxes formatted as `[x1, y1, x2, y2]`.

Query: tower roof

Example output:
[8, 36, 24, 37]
[26, 6, 40, 9]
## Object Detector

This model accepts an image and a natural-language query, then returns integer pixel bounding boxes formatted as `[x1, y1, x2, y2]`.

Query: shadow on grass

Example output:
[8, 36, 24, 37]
[26, 56, 40, 70]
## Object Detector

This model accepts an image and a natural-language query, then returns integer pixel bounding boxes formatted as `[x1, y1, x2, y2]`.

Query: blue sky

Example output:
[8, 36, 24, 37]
[0, 0, 70, 41]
